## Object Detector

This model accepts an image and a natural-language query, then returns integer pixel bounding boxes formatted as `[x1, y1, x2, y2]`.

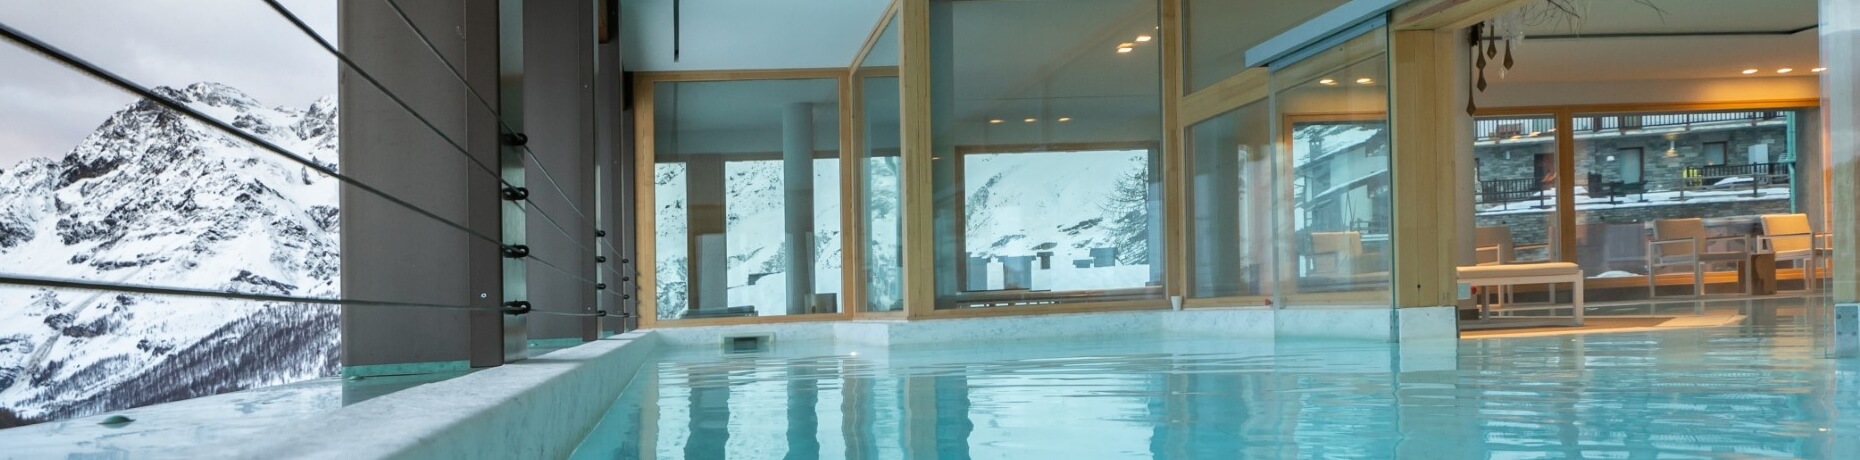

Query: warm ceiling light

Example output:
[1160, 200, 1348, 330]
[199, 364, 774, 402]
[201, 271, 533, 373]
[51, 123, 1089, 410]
[1116, 43, 1135, 53]
[1813, 67, 1827, 72]
[1024, 118, 1037, 123]
[1777, 68, 1794, 74]
[1318, 78, 1337, 85]
[1356, 77, 1374, 84]
[1058, 117, 1072, 122]
[1135, 35, 1153, 42]
[1529, 131, 1542, 137]
[1742, 68, 1759, 74]
[988, 119, 1004, 124]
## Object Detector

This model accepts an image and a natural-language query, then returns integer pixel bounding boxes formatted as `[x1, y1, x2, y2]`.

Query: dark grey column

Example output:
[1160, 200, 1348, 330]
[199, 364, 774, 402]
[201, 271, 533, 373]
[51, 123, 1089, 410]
[339, 0, 490, 374]
[784, 103, 818, 315]
[522, 0, 597, 342]
[595, 31, 627, 335]
[463, 0, 505, 368]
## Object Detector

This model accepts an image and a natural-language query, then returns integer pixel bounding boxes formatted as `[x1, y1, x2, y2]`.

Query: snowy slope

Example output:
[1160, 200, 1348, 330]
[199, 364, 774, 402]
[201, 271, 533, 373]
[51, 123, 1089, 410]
[0, 82, 339, 426]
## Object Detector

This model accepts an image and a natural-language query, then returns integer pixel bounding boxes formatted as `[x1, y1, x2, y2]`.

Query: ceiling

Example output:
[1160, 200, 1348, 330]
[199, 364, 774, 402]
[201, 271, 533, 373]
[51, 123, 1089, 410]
[1492, 0, 1819, 84]
[620, 0, 891, 71]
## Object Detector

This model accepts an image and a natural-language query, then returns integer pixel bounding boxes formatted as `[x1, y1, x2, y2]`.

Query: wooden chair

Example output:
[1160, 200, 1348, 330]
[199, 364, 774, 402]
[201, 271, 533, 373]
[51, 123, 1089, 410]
[1758, 214, 1831, 291]
[1475, 225, 1549, 266]
[1647, 218, 1748, 298]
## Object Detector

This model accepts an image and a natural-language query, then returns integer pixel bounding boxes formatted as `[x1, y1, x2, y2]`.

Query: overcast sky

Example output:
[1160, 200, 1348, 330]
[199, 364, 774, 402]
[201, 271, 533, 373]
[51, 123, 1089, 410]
[0, 0, 337, 168]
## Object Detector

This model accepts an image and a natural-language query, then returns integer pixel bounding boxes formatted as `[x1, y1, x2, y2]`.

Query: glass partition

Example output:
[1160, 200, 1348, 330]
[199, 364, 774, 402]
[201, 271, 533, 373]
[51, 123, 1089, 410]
[928, 0, 1165, 309]
[651, 78, 843, 320]
[1472, 115, 1559, 265]
[1186, 100, 1274, 298]
[1571, 108, 1815, 300]
[1185, 0, 1349, 92]
[1270, 27, 1392, 307]
[858, 13, 903, 313]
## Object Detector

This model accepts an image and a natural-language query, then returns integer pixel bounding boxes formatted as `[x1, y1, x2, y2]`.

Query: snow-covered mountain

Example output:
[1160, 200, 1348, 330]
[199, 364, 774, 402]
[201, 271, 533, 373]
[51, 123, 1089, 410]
[0, 82, 339, 427]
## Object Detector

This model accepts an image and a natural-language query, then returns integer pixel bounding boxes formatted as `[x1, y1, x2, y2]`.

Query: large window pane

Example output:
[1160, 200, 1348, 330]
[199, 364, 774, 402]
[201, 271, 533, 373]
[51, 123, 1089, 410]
[1571, 109, 1811, 299]
[929, 0, 1165, 309]
[1187, 100, 1273, 298]
[858, 13, 903, 313]
[1272, 28, 1392, 307]
[651, 79, 842, 320]
[1472, 115, 1559, 265]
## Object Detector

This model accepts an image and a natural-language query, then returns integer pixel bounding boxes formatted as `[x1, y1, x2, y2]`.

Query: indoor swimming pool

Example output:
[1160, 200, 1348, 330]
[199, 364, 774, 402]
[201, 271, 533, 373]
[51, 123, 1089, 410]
[571, 306, 1857, 459]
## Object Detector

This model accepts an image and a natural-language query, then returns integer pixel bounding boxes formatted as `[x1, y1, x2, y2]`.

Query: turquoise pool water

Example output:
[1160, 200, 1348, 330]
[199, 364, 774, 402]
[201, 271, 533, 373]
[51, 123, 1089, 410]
[573, 306, 1858, 459]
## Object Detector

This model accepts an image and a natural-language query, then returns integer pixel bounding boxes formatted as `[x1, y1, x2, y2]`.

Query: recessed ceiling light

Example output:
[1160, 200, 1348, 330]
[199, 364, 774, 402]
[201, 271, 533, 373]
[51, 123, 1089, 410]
[1356, 77, 1374, 84]
[1742, 68, 1759, 74]
[1529, 131, 1541, 137]
[1058, 117, 1072, 122]
[988, 119, 1004, 124]
[1777, 68, 1794, 74]
[1319, 78, 1337, 85]
[1135, 35, 1153, 42]
[1024, 118, 1037, 123]
[1813, 67, 1827, 72]
[1116, 46, 1134, 54]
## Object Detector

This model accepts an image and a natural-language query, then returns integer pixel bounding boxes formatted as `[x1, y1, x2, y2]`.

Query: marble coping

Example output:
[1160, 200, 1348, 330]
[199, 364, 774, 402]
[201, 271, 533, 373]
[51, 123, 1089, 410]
[650, 306, 1459, 349]
[204, 330, 661, 460]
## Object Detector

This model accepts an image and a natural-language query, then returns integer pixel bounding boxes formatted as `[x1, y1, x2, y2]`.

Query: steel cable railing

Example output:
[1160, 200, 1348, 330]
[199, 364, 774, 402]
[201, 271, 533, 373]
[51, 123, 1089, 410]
[266, 0, 595, 226]
[0, 19, 622, 315]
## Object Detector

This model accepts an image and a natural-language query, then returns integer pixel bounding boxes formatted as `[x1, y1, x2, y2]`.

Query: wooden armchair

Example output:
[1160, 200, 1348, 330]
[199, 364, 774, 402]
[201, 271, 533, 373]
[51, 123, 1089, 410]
[1758, 213, 1831, 291]
[1647, 218, 1748, 297]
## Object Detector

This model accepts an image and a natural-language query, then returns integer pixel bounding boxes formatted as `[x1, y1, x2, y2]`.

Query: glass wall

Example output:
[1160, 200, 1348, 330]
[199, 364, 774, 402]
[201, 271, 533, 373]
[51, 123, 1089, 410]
[1471, 115, 1559, 265]
[858, 13, 903, 313]
[927, 0, 1165, 309]
[1271, 28, 1393, 307]
[651, 78, 844, 320]
[1185, 0, 1349, 92]
[1570, 108, 1816, 299]
[1186, 101, 1273, 298]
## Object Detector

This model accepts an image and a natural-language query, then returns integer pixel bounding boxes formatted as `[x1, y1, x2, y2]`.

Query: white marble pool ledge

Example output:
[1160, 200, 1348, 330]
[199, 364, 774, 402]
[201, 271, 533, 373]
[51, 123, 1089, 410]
[204, 330, 660, 460]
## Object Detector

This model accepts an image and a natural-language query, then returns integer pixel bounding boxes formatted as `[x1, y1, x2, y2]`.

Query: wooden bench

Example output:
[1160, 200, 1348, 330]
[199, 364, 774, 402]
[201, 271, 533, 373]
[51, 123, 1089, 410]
[1457, 262, 1584, 327]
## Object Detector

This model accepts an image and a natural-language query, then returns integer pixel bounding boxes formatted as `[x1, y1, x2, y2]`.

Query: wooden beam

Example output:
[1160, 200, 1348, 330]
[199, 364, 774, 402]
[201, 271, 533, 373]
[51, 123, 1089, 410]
[849, 0, 901, 70]
[900, 0, 935, 318]
[840, 73, 868, 317]
[1389, 29, 1458, 308]
[1476, 99, 1820, 117]
[632, 75, 659, 329]
[1161, 0, 1188, 301]
[1180, 68, 1269, 126]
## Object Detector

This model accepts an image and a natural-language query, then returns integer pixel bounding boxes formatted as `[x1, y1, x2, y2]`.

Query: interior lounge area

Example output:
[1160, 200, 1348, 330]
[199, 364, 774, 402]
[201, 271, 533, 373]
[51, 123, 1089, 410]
[633, 0, 1842, 335]
[1456, 0, 1834, 328]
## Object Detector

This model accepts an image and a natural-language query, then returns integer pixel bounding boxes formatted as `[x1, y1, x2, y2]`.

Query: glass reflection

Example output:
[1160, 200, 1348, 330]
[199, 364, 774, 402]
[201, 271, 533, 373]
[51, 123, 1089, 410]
[650, 79, 844, 320]
[927, 0, 1166, 309]
[1270, 29, 1392, 306]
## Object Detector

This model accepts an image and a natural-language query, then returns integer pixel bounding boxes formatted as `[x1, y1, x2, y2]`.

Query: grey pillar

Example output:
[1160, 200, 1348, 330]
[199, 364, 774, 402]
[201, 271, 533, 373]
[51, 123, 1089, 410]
[784, 103, 817, 315]
[687, 156, 727, 313]
[1192, 132, 1241, 296]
